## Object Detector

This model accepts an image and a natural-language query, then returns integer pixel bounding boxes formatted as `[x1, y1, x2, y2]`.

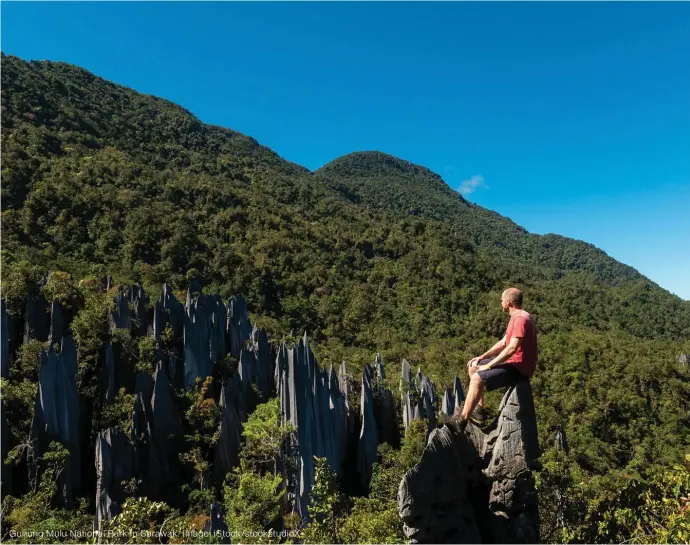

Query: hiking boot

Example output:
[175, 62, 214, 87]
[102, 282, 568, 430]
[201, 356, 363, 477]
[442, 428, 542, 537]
[449, 415, 468, 435]
[449, 406, 468, 435]
[469, 405, 487, 427]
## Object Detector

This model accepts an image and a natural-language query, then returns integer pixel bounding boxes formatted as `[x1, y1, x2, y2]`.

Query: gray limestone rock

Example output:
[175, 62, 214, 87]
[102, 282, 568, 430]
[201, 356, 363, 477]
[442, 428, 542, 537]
[129, 285, 150, 338]
[376, 353, 385, 380]
[339, 360, 354, 436]
[454, 376, 465, 407]
[162, 283, 185, 338]
[47, 301, 65, 346]
[95, 428, 134, 534]
[1, 399, 11, 497]
[398, 425, 483, 544]
[183, 304, 213, 389]
[442, 388, 454, 416]
[399, 380, 540, 544]
[292, 337, 315, 518]
[238, 349, 257, 401]
[109, 287, 131, 332]
[328, 363, 348, 473]
[149, 357, 184, 494]
[228, 296, 252, 358]
[1, 299, 9, 379]
[203, 501, 231, 544]
[402, 390, 415, 430]
[400, 358, 411, 392]
[103, 342, 116, 403]
[252, 326, 272, 398]
[358, 370, 378, 489]
[214, 380, 242, 487]
[29, 335, 81, 507]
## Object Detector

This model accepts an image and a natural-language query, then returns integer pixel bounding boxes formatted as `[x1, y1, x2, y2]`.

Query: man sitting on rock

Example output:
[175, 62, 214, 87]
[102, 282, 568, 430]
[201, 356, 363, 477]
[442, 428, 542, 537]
[452, 287, 538, 432]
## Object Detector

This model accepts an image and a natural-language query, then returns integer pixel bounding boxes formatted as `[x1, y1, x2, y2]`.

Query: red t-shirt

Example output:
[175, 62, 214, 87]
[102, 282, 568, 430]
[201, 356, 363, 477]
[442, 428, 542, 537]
[505, 310, 538, 377]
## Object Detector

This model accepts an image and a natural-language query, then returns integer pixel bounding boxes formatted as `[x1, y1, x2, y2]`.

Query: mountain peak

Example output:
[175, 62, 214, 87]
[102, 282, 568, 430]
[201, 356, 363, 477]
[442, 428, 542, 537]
[317, 151, 444, 182]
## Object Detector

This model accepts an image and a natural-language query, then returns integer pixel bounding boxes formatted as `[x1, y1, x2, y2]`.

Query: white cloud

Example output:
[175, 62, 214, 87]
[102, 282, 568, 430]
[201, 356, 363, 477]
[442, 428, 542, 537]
[459, 175, 487, 195]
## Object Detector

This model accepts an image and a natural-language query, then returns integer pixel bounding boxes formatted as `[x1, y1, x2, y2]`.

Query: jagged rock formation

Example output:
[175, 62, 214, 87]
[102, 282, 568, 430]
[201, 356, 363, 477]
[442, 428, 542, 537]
[228, 295, 252, 358]
[372, 354, 399, 447]
[95, 428, 134, 535]
[203, 501, 231, 544]
[275, 333, 353, 518]
[29, 335, 81, 507]
[1, 299, 9, 379]
[47, 301, 65, 346]
[358, 366, 379, 488]
[6, 278, 508, 535]
[454, 376, 465, 407]
[214, 374, 243, 488]
[442, 388, 454, 416]
[399, 380, 540, 544]
[400, 362, 444, 438]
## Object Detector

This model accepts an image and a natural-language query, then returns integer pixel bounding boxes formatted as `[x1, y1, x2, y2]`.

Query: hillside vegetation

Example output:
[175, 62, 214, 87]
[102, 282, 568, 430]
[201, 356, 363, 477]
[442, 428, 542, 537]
[1, 53, 689, 543]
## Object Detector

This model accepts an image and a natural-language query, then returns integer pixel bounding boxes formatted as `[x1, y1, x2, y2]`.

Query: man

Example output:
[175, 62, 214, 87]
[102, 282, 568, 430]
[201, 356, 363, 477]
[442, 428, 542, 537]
[452, 287, 538, 432]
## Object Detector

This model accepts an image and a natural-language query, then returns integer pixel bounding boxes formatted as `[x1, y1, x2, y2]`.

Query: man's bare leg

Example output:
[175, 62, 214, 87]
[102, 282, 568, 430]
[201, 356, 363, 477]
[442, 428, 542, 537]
[461, 366, 486, 419]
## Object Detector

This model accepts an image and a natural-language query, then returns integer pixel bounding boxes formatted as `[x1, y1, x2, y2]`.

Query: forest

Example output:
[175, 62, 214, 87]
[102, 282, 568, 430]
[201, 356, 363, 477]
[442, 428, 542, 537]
[1, 53, 689, 543]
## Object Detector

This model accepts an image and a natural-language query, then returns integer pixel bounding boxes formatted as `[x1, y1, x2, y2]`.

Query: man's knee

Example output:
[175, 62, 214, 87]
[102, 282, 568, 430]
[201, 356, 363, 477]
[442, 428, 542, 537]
[470, 371, 484, 387]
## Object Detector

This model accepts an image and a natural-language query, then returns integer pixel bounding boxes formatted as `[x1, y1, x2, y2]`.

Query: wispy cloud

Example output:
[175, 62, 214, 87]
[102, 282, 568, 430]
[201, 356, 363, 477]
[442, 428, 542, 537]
[458, 175, 487, 195]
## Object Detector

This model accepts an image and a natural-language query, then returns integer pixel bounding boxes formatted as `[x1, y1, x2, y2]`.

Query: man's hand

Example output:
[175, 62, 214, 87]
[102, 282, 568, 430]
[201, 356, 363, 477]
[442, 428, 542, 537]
[467, 356, 482, 369]
[478, 362, 492, 372]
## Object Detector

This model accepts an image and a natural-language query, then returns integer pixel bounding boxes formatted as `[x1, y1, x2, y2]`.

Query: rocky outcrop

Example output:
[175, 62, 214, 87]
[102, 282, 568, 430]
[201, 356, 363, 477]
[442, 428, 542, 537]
[399, 380, 540, 544]
[28, 335, 81, 507]
[214, 375, 243, 487]
[1, 299, 9, 379]
[398, 425, 483, 543]
[274, 334, 357, 518]
[203, 501, 231, 544]
[95, 428, 134, 535]
[358, 368, 378, 488]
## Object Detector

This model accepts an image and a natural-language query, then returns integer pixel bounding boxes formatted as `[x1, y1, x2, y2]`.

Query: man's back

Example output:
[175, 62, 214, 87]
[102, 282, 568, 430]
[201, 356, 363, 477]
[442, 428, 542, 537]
[505, 309, 538, 377]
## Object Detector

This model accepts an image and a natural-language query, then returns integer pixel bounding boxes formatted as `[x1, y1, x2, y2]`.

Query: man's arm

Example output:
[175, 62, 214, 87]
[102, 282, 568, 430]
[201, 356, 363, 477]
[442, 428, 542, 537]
[479, 336, 506, 360]
[468, 336, 506, 367]
[480, 336, 523, 370]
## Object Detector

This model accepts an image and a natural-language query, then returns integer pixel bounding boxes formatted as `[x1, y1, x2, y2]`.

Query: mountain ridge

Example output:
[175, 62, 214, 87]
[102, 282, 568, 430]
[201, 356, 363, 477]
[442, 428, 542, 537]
[2, 52, 689, 342]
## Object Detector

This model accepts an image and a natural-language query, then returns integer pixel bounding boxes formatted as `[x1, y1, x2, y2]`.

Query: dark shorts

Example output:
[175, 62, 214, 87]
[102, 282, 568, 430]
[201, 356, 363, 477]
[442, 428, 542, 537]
[477, 363, 526, 392]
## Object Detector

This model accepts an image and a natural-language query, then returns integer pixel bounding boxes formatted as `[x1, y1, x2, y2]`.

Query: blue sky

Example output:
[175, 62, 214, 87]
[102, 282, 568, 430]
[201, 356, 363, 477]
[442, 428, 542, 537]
[3, 2, 689, 299]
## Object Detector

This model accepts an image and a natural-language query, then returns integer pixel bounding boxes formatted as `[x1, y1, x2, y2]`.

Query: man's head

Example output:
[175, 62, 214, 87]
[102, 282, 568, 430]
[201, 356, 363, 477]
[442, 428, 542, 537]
[501, 287, 523, 312]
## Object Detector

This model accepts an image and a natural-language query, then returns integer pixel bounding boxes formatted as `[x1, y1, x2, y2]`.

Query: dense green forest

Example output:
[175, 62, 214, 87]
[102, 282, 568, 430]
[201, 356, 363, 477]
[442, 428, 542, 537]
[1, 53, 689, 543]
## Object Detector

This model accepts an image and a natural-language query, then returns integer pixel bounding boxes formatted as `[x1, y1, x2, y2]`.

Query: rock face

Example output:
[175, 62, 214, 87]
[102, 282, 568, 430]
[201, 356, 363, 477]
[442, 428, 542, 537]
[358, 368, 378, 488]
[29, 336, 81, 507]
[274, 334, 355, 518]
[214, 375, 243, 488]
[95, 428, 134, 533]
[1, 299, 9, 379]
[398, 425, 483, 543]
[399, 380, 540, 544]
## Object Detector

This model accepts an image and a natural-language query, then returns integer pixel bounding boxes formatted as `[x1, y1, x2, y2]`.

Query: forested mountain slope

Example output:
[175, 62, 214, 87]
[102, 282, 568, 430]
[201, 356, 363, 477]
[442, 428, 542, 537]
[1, 53, 689, 543]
